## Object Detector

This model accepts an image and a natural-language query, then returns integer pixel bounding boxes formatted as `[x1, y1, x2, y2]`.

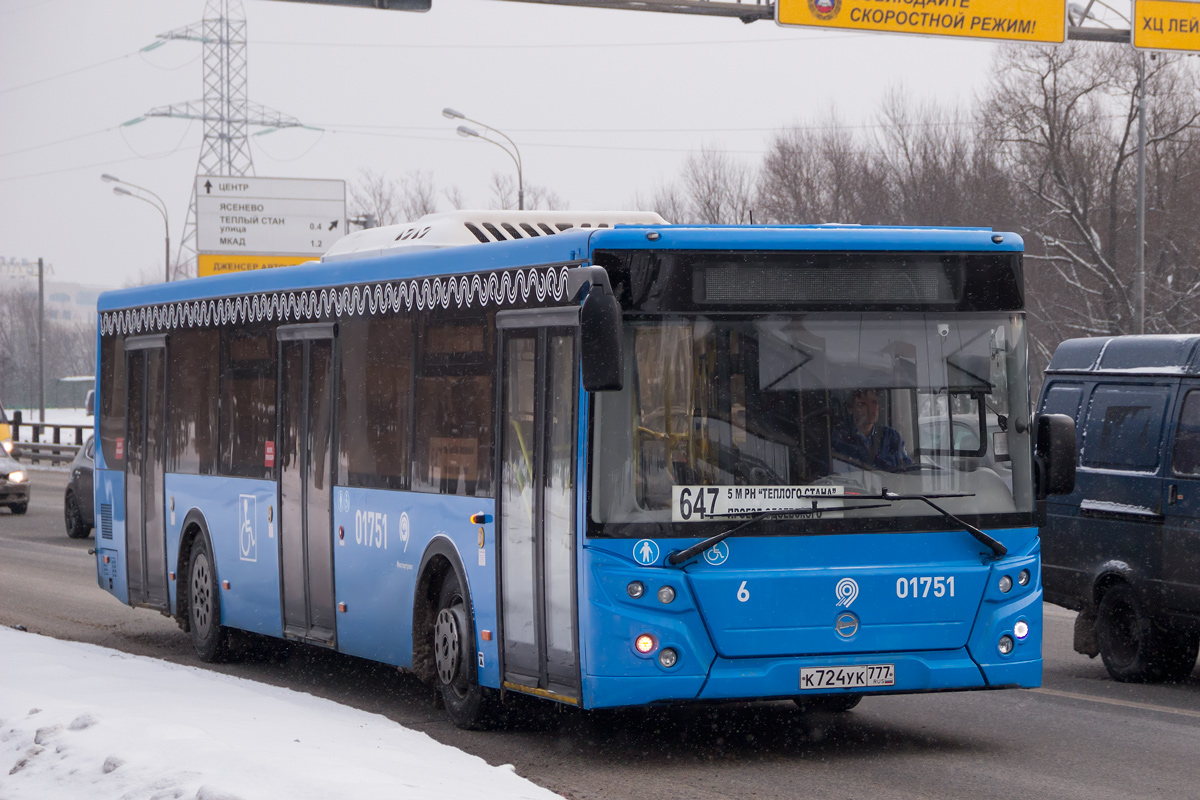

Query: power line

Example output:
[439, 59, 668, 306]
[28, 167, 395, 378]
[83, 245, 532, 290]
[0, 146, 201, 184]
[0, 125, 118, 159]
[0, 51, 139, 96]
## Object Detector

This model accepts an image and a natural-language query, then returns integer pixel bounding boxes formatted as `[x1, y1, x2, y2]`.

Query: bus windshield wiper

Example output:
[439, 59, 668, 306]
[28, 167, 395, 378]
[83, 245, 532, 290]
[665, 502, 891, 566]
[871, 488, 1007, 558]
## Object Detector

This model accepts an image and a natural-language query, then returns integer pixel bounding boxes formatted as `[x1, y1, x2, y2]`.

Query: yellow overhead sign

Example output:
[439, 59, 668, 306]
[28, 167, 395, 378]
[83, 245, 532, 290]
[777, 0, 1066, 44]
[1134, 0, 1200, 52]
[198, 254, 314, 277]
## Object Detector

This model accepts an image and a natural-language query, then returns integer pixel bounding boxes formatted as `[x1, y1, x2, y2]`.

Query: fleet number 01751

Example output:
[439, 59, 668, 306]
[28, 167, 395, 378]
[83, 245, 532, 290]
[895, 576, 955, 598]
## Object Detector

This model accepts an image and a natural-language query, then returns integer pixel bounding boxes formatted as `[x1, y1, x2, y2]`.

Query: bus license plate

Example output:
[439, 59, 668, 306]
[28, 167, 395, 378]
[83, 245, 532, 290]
[799, 664, 895, 690]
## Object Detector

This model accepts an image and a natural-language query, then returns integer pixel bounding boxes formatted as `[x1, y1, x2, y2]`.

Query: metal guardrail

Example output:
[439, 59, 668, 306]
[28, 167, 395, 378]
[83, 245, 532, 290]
[12, 441, 82, 465]
[8, 415, 89, 465]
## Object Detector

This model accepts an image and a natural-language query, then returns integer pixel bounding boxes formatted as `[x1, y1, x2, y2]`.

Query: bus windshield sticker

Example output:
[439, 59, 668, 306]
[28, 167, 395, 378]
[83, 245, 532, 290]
[671, 485, 845, 522]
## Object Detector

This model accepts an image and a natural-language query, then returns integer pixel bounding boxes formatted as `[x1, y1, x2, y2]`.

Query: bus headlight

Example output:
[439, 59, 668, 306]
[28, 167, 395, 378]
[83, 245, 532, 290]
[998, 575, 1013, 593]
[998, 635, 1014, 655]
[1014, 620, 1030, 640]
[1017, 569, 1030, 586]
[658, 648, 678, 668]
[657, 586, 676, 604]
[626, 581, 645, 599]
[635, 634, 656, 654]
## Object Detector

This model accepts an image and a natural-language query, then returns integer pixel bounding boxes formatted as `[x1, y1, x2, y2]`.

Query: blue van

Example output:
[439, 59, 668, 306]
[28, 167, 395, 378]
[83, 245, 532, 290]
[1038, 335, 1200, 682]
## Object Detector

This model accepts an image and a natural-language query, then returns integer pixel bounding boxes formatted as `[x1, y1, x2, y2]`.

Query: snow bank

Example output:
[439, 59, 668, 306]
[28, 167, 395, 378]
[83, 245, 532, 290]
[0, 628, 559, 800]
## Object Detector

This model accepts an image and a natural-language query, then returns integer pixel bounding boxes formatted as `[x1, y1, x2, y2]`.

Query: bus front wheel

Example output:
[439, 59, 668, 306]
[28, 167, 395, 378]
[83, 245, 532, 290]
[434, 571, 499, 729]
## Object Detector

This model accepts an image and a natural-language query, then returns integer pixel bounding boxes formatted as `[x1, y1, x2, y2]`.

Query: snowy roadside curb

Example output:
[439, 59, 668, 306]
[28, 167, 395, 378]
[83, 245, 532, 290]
[0, 628, 561, 800]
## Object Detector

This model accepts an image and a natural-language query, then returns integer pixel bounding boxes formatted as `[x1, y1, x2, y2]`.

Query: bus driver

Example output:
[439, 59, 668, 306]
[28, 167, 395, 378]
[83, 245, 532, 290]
[834, 388, 913, 472]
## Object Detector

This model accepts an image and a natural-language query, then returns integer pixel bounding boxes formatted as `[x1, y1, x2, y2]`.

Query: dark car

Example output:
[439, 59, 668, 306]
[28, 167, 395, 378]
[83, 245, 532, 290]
[64, 435, 94, 539]
[1038, 335, 1200, 683]
[0, 450, 29, 514]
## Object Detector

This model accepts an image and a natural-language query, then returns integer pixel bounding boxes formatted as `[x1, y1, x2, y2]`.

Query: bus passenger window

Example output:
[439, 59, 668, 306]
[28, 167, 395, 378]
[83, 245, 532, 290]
[412, 316, 494, 497]
[219, 326, 277, 479]
[338, 315, 413, 490]
[99, 334, 126, 465]
[167, 329, 219, 475]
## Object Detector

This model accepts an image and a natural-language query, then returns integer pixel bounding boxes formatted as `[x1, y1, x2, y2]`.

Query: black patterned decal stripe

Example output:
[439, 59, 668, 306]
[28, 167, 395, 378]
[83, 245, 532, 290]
[101, 265, 572, 337]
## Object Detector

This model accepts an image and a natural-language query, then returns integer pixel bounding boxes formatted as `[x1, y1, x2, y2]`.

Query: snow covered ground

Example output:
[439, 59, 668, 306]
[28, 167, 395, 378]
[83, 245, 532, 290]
[0, 627, 560, 800]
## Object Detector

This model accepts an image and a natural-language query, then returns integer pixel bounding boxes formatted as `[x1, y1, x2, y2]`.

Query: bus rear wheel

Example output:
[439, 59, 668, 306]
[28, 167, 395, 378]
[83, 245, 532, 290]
[434, 571, 499, 730]
[187, 536, 233, 663]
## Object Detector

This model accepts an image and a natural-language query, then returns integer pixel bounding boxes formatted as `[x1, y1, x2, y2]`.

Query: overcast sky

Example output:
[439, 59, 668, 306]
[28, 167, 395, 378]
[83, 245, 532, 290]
[0, 0, 1028, 289]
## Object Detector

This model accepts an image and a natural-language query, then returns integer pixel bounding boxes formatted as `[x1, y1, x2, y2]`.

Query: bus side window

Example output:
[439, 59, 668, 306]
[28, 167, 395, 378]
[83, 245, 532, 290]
[167, 328, 219, 475]
[99, 334, 126, 466]
[338, 314, 413, 490]
[412, 314, 494, 497]
[219, 326, 277, 479]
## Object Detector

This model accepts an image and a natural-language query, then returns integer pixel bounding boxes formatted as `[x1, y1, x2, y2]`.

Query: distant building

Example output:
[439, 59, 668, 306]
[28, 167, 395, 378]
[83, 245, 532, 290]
[0, 257, 104, 325]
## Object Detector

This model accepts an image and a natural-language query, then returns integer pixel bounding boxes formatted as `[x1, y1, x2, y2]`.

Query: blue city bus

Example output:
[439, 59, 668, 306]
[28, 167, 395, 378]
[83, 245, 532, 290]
[91, 211, 1075, 728]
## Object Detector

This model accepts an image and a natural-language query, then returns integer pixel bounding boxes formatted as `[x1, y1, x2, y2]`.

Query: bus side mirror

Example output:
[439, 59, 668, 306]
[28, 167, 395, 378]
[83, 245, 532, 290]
[580, 291, 623, 392]
[85, 389, 95, 417]
[1035, 413, 1075, 497]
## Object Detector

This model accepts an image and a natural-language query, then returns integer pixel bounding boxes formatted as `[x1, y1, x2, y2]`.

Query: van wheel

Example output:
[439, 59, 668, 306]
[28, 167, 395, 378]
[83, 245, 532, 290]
[433, 571, 500, 729]
[793, 694, 862, 713]
[187, 536, 233, 663]
[1096, 584, 1171, 682]
[10, 502, 27, 515]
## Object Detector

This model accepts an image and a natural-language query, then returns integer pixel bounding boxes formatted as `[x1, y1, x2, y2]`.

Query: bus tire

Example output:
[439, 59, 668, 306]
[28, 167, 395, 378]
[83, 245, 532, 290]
[1096, 583, 1169, 683]
[64, 491, 90, 538]
[434, 571, 499, 730]
[187, 535, 233, 663]
[793, 694, 862, 713]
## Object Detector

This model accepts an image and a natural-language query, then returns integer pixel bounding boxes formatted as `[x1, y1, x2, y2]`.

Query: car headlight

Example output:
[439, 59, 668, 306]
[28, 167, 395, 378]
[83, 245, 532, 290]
[7, 471, 26, 483]
[1, 439, 12, 455]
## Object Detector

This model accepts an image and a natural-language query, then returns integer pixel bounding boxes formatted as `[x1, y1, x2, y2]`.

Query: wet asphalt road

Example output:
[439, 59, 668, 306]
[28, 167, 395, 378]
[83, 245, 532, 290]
[2, 469, 1199, 800]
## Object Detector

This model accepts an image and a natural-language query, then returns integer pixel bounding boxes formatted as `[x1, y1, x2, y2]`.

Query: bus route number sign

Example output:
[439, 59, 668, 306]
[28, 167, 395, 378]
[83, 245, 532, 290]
[671, 485, 845, 522]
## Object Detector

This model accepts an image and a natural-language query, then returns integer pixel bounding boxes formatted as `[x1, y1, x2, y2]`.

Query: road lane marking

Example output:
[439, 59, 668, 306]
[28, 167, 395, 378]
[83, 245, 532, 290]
[1032, 687, 1200, 720]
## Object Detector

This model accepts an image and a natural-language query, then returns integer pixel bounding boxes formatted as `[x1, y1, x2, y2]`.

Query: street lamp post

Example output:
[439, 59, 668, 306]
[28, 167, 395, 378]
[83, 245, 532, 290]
[101, 174, 171, 283]
[442, 108, 524, 211]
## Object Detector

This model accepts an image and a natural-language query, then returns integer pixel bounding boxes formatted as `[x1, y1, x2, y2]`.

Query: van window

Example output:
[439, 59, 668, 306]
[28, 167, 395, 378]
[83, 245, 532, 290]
[1172, 390, 1200, 476]
[1041, 382, 1084, 421]
[1081, 385, 1171, 472]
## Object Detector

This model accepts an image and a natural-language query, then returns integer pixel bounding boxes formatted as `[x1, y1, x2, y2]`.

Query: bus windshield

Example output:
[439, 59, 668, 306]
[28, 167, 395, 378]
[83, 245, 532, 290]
[590, 313, 1033, 532]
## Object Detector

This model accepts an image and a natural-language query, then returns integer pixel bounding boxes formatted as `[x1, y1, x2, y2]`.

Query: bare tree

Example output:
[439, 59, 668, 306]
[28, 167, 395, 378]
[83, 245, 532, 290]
[488, 172, 568, 211]
[682, 147, 756, 224]
[348, 168, 440, 226]
[757, 113, 875, 224]
[981, 43, 1200, 367]
[630, 183, 691, 223]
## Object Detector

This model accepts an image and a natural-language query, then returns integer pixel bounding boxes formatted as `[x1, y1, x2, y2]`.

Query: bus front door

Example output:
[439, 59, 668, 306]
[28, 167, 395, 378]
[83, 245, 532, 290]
[498, 317, 580, 701]
[125, 335, 169, 611]
[277, 325, 337, 647]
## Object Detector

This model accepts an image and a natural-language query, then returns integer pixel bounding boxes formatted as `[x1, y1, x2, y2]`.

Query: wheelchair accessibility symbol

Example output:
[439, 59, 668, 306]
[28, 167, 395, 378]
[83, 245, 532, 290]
[239, 494, 257, 562]
[633, 539, 660, 566]
[704, 541, 730, 566]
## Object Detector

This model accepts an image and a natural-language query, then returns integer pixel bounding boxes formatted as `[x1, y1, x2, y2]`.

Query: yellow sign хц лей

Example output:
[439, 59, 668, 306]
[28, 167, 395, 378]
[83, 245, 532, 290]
[1134, 0, 1200, 52]
[197, 254, 314, 277]
[776, 0, 1066, 44]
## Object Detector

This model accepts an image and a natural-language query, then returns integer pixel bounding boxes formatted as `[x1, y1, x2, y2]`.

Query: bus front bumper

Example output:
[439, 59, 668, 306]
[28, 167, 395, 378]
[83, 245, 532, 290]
[584, 647, 1040, 709]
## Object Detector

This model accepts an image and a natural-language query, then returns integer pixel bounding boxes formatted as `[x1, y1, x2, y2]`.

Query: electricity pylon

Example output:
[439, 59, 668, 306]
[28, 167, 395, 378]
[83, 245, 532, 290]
[142, 0, 303, 278]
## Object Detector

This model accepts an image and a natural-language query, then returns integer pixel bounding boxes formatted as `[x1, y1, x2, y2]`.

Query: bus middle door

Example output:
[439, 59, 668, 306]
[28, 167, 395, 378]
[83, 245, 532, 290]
[497, 309, 580, 702]
[277, 324, 337, 647]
